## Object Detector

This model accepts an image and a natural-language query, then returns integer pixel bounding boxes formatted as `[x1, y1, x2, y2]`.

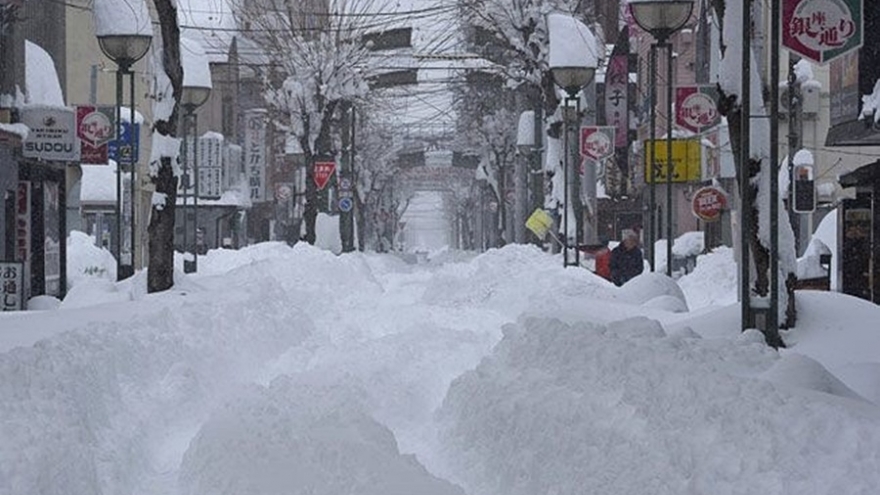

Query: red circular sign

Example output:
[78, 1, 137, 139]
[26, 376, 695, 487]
[692, 186, 728, 222]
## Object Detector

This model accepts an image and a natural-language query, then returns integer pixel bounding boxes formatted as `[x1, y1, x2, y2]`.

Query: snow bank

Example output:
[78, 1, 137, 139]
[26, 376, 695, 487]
[678, 246, 739, 310]
[66, 230, 117, 286]
[437, 315, 880, 495]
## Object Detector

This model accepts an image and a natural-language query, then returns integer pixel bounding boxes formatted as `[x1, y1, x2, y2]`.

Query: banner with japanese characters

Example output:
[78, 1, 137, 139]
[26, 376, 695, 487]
[675, 85, 721, 134]
[198, 133, 224, 199]
[244, 109, 268, 202]
[1, 262, 24, 311]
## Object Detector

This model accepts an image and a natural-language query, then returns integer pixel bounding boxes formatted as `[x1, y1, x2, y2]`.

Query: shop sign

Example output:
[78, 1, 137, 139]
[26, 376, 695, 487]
[76, 105, 116, 164]
[198, 133, 223, 199]
[580, 126, 616, 161]
[675, 85, 721, 134]
[108, 121, 140, 165]
[644, 139, 702, 183]
[1, 262, 24, 312]
[244, 109, 268, 202]
[692, 186, 728, 222]
[21, 106, 80, 162]
[782, 0, 863, 64]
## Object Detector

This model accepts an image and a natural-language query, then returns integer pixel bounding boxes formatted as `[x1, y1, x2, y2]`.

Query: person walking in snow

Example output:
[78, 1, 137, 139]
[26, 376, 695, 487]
[610, 229, 644, 286]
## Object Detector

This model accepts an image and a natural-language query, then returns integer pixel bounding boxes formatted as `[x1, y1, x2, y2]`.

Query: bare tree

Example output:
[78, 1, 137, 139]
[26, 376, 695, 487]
[230, 0, 403, 245]
[146, 0, 183, 293]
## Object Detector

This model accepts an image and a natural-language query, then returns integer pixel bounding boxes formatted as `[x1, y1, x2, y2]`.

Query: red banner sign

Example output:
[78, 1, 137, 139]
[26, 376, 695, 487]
[76, 105, 116, 164]
[782, 0, 863, 64]
[675, 86, 721, 134]
[313, 161, 336, 190]
[580, 126, 616, 161]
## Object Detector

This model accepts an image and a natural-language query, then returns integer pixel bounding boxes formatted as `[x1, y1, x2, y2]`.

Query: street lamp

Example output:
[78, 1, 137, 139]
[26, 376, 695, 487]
[96, 33, 152, 281]
[548, 12, 598, 268]
[180, 38, 212, 273]
[630, 0, 694, 276]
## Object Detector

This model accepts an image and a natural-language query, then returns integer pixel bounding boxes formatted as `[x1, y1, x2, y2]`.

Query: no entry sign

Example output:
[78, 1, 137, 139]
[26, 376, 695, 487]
[782, 0, 863, 64]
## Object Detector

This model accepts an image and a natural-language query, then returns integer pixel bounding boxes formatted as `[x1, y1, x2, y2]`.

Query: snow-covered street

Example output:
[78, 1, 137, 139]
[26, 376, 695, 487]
[2, 240, 880, 495]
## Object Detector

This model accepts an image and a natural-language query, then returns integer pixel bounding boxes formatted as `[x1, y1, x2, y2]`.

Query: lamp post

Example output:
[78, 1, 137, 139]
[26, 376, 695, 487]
[97, 33, 152, 281]
[630, 0, 694, 276]
[547, 12, 598, 268]
[550, 66, 596, 267]
[179, 37, 213, 273]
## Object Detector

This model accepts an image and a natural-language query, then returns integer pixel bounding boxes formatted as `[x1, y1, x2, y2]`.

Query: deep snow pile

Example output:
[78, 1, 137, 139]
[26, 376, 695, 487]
[436, 315, 880, 495]
[3, 240, 880, 495]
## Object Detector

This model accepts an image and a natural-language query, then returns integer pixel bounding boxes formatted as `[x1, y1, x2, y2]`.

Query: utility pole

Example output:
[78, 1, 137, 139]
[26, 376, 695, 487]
[786, 54, 803, 254]
[339, 101, 355, 252]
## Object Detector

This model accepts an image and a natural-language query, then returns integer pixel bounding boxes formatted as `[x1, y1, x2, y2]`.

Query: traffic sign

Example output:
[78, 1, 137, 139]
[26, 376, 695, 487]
[782, 0, 863, 64]
[338, 196, 353, 212]
[314, 161, 336, 190]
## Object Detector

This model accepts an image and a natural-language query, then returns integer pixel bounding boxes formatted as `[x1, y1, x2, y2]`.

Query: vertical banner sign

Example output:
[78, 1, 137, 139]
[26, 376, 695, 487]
[604, 53, 629, 149]
[223, 144, 243, 191]
[178, 135, 196, 196]
[244, 109, 268, 202]
[675, 85, 721, 133]
[198, 133, 224, 199]
[76, 105, 116, 164]
[43, 182, 61, 297]
[782, 0, 863, 64]
[1, 262, 24, 311]
[15, 182, 30, 302]
[829, 51, 859, 126]
[313, 161, 336, 190]
[21, 106, 80, 162]
[108, 121, 140, 164]
[580, 126, 617, 161]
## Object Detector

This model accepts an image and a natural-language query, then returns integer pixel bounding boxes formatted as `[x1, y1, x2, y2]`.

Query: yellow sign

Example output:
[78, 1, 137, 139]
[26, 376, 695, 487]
[644, 139, 702, 183]
[525, 208, 554, 240]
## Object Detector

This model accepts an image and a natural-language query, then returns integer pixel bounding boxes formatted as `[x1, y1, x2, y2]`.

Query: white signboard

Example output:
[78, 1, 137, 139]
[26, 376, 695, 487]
[198, 134, 223, 199]
[244, 109, 268, 203]
[224, 144, 243, 191]
[21, 106, 80, 162]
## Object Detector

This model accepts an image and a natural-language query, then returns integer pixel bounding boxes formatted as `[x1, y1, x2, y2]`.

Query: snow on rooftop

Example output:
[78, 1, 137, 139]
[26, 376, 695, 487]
[24, 40, 65, 107]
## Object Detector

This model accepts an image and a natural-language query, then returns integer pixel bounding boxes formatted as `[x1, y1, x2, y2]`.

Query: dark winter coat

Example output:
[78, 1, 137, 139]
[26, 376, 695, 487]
[610, 244, 644, 286]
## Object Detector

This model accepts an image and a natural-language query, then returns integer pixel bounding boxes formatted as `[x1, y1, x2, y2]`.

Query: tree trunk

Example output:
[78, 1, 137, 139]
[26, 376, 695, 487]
[148, 0, 183, 293]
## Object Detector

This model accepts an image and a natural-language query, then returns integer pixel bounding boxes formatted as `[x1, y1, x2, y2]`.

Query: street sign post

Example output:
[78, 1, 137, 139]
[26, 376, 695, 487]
[782, 0, 863, 64]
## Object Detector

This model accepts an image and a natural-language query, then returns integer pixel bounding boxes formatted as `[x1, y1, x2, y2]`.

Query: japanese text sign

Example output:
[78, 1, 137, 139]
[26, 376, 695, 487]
[76, 105, 116, 164]
[313, 161, 336, 190]
[675, 85, 721, 134]
[1, 262, 24, 312]
[244, 109, 268, 202]
[580, 126, 616, 161]
[644, 139, 702, 183]
[782, 0, 863, 64]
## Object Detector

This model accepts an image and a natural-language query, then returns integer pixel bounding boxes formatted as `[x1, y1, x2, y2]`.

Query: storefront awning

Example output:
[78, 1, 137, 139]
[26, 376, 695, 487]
[825, 120, 880, 147]
[839, 160, 880, 188]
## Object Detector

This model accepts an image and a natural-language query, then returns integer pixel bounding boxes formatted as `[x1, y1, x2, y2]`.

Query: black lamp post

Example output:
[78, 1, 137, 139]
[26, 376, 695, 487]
[630, 0, 694, 276]
[550, 65, 595, 268]
[97, 33, 151, 281]
[181, 84, 211, 273]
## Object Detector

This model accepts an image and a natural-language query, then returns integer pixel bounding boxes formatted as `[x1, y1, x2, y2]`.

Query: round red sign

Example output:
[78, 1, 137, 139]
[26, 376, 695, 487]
[692, 186, 728, 222]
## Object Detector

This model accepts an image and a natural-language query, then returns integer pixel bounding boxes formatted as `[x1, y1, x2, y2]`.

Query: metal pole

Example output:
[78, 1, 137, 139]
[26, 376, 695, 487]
[128, 66, 137, 274]
[769, 0, 781, 336]
[648, 43, 658, 272]
[115, 66, 126, 280]
[532, 102, 544, 247]
[181, 112, 189, 271]
[665, 40, 674, 277]
[563, 99, 570, 267]
[193, 112, 199, 272]
[740, 0, 753, 331]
